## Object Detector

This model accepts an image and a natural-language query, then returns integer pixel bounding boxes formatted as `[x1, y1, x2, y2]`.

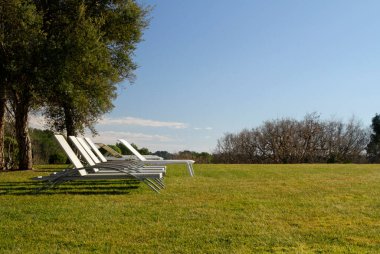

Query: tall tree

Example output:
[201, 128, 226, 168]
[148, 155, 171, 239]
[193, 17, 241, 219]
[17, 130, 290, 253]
[0, 25, 5, 169]
[39, 0, 149, 136]
[0, 67, 5, 170]
[366, 114, 380, 162]
[1, 2, 10, 170]
[41, 2, 118, 136]
[0, 0, 44, 169]
[0, 0, 148, 169]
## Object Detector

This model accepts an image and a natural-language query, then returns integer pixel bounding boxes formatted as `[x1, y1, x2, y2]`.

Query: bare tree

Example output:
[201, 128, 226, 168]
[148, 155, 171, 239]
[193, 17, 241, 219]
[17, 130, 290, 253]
[213, 114, 369, 164]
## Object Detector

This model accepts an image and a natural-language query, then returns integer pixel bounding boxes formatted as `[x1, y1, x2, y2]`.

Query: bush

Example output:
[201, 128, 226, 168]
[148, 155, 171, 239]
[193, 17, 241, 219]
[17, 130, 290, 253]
[48, 153, 67, 164]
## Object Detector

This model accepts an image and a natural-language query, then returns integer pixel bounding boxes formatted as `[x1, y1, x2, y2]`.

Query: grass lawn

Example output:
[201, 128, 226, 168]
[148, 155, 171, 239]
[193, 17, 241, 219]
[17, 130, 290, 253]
[0, 164, 379, 253]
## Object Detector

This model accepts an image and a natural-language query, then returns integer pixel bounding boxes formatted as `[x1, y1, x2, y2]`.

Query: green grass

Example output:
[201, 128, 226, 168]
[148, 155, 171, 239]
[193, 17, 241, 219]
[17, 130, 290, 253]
[0, 164, 380, 253]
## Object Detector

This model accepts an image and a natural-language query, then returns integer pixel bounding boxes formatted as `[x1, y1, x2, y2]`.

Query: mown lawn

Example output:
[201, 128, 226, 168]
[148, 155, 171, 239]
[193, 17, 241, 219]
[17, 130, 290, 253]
[0, 164, 379, 253]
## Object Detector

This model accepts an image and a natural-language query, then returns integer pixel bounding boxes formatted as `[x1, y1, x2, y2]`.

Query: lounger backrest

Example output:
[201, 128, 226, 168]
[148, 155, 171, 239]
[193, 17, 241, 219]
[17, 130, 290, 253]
[96, 143, 123, 158]
[84, 138, 108, 163]
[69, 136, 96, 166]
[54, 135, 84, 169]
[77, 137, 102, 164]
[118, 139, 147, 161]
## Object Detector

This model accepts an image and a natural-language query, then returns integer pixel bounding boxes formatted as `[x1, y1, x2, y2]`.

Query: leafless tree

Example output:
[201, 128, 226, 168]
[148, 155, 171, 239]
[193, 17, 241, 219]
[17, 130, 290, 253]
[213, 114, 369, 164]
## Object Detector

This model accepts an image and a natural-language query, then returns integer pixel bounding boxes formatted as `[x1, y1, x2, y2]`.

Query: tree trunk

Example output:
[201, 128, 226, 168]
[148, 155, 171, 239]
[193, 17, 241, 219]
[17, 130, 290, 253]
[14, 92, 32, 170]
[64, 105, 77, 137]
[0, 83, 5, 170]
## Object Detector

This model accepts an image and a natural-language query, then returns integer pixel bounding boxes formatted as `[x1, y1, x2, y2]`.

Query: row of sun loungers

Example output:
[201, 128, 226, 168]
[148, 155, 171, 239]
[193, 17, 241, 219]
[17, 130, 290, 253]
[117, 138, 195, 176]
[34, 135, 195, 193]
[96, 143, 163, 160]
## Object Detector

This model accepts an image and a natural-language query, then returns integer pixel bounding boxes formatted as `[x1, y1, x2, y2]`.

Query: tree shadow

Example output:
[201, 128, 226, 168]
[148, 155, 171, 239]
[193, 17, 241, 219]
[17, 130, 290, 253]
[0, 179, 142, 196]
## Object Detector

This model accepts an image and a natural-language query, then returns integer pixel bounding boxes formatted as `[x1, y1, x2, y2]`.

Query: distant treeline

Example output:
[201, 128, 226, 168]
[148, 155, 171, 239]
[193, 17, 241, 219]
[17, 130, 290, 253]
[213, 114, 373, 164]
[109, 142, 213, 164]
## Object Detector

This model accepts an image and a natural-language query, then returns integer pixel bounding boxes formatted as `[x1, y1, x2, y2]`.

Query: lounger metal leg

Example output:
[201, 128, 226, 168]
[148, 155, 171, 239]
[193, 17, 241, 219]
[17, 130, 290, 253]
[156, 178, 165, 186]
[146, 178, 163, 190]
[34, 169, 72, 193]
[142, 179, 160, 193]
[153, 179, 165, 189]
[35, 181, 54, 193]
[187, 162, 194, 177]
[108, 169, 162, 193]
[36, 177, 68, 193]
[186, 162, 191, 176]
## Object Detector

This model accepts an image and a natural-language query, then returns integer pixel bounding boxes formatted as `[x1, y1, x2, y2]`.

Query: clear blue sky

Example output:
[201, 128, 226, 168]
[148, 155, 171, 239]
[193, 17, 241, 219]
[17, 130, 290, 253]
[91, 0, 380, 152]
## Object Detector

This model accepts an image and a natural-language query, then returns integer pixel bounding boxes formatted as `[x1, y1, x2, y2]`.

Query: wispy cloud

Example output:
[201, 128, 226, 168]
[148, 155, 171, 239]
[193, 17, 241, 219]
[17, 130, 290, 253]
[99, 117, 188, 129]
[194, 127, 213, 131]
[28, 115, 211, 152]
[87, 130, 173, 143]
[86, 130, 183, 152]
[30, 115, 188, 130]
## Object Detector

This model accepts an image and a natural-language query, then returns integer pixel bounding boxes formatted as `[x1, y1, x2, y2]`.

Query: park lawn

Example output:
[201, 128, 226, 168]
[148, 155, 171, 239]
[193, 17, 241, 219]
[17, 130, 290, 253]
[0, 164, 379, 253]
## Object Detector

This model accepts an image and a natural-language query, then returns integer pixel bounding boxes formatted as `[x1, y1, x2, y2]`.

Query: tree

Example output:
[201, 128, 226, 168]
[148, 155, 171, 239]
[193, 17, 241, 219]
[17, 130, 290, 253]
[213, 114, 368, 164]
[108, 145, 122, 155]
[0, 0, 149, 170]
[0, 2, 7, 170]
[39, 1, 149, 136]
[0, 52, 5, 170]
[40, 2, 118, 136]
[116, 142, 131, 155]
[30, 128, 67, 164]
[138, 147, 150, 155]
[153, 151, 173, 160]
[366, 114, 380, 162]
[0, 0, 45, 169]
[115, 141, 149, 155]
[2, 106, 18, 169]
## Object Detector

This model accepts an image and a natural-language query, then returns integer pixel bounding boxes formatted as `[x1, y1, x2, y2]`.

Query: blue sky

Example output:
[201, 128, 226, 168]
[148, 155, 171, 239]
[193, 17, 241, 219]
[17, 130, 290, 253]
[32, 1, 380, 152]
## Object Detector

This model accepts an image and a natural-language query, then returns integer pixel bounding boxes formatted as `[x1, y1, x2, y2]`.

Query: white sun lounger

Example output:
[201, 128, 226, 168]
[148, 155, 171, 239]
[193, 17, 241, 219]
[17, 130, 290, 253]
[117, 139, 195, 176]
[85, 137, 195, 176]
[69, 136, 165, 190]
[33, 135, 164, 193]
[96, 143, 163, 160]
[72, 136, 166, 175]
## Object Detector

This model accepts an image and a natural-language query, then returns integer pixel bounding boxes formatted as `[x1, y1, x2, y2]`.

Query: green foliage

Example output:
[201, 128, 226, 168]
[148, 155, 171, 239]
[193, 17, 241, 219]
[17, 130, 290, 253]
[29, 128, 67, 164]
[0, 0, 50, 170]
[115, 142, 149, 155]
[138, 147, 150, 155]
[1, 0, 45, 110]
[110, 142, 212, 163]
[198, 152, 213, 163]
[0, 164, 380, 252]
[1, 0, 45, 86]
[153, 150, 173, 160]
[116, 142, 131, 155]
[42, 2, 117, 134]
[366, 114, 380, 162]
[48, 153, 67, 164]
[176, 150, 213, 163]
[108, 144, 122, 155]
[0, 0, 149, 169]
[40, 1, 150, 135]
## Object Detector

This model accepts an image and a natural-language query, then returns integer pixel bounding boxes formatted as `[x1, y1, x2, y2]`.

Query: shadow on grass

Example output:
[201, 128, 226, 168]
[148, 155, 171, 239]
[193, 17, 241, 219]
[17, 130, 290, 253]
[0, 179, 141, 196]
